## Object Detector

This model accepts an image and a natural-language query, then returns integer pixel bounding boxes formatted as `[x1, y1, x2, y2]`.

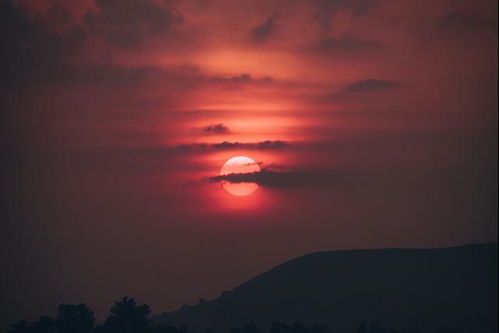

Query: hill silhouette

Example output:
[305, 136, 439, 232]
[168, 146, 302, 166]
[151, 243, 498, 332]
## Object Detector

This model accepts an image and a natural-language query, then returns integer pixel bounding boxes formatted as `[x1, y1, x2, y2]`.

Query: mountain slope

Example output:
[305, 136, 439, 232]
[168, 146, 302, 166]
[151, 243, 498, 332]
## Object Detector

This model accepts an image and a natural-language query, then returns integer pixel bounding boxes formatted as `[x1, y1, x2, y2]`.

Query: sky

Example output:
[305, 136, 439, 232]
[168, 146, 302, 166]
[1, 0, 498, 328]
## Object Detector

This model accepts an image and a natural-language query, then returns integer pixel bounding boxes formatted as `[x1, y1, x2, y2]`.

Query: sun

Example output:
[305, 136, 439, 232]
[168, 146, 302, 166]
[220, 156, 261, 196]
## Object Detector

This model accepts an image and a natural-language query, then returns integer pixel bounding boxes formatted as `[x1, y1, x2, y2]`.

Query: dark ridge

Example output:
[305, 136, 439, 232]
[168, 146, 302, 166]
[151, 243, 498, 332]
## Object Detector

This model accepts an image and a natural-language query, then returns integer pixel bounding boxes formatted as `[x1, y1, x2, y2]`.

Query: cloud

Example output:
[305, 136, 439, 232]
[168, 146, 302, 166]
[250, 15, 277, 43]
[85, 0, 183, 48]
[177, 140, 288, 151]
[313, 0, 377, 17]
[342, 78, 400, 92]
[209, 169, 338, 189]
[0, 0, 87, 87]
[435, 11, 497, 33]
[320, 78, 400, 102]
[64, 64, 202, 89]
[311, 35, 383, 55]
[208, 73, 272, 84]
[201, 124, 230, 135]
[312, 0, 378, 29]
[0, 0, 186, 86]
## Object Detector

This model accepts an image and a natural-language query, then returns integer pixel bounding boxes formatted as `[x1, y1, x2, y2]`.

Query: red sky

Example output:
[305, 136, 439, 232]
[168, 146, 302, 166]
[1, 0, 497, 328]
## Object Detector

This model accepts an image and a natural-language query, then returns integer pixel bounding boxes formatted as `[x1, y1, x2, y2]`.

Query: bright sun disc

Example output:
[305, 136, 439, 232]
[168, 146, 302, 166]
[219, 156, 260, 196]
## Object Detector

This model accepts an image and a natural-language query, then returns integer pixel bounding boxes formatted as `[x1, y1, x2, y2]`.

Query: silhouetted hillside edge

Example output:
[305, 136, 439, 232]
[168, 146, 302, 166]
[7, 244, 497, 333]
[151, 243, 498, 332]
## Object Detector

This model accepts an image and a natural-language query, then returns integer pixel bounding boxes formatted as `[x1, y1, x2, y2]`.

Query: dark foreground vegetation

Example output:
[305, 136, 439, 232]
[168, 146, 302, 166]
[8, 297, 486, 333]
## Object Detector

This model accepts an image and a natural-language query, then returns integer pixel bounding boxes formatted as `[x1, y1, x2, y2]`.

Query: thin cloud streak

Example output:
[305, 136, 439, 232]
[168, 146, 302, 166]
[209, 169, 339, 189]
[343, 79, 400, 92]
[201, 124, 230, 135]
[176, 140, 289, 151]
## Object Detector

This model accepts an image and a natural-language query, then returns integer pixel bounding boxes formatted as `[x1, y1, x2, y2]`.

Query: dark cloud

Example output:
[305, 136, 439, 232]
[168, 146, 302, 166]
[436, 11, 497, 33]
[321, 78, 400, 101]
[201, 124, 230, 135]
[211, 73, 252, 83]
[208, 73, 272, 83]
[177, 140, 288, 151]
[343, 78, 400, 92]
[0, 0, 186, 87]
[0, 0, 198, 88]
[313, 0, 378, 29]
[209, 169, 338, 189]
[250, 15, 276, 43]
[312, 35, 383, 55]
[313, 0, 377, 17]
[61, 64, 202, 90]
[0, 0, 86, 87]
[85, 0, 183, 48]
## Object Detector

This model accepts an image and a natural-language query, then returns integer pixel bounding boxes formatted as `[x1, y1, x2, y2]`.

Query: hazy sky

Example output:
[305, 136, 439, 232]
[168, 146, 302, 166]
[1, 0, 497, 328]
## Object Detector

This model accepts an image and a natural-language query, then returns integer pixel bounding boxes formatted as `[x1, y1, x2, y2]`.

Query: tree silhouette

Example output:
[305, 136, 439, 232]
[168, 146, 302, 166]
[6, 297, 443, 333]
[149, 325, 178, 333]
[53, 303, 95, 333]
[310, 324, 329, 333]
[55, 303, 95, 333]
[356, 321, 388, 333]
[8, 320, 33, 333]
[101, 296, 151, 333]
[290, 323, 308, 333]
[367, 322, 386, 333]
[270, 322, 291, 333]
[33, 316, 55, 333]
[356, 321, 369, 333]
[150, 324, 193, 333]
[230, 322, 260, 333]
[9, 316, 56, 333]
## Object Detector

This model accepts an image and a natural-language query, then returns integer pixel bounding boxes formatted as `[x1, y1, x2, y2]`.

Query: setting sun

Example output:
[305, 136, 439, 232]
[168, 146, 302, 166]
[219, 156, 260, 196]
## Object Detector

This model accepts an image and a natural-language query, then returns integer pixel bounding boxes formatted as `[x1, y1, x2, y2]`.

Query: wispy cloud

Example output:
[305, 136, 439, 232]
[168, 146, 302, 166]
[310, 35, 383, 55]
[201, 124, 230, 135]
[250, 15, 277, 43]
[209, 169, 338, 189]
[342, 79, 400, 92]
[176, 140, 289, 151]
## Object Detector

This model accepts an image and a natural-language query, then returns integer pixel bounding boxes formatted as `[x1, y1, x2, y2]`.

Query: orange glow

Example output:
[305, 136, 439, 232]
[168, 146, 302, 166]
[219, 156, 260, 196]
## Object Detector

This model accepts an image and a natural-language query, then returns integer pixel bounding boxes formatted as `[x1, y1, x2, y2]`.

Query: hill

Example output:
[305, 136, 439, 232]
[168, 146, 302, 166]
[151, 243, 498, 332]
